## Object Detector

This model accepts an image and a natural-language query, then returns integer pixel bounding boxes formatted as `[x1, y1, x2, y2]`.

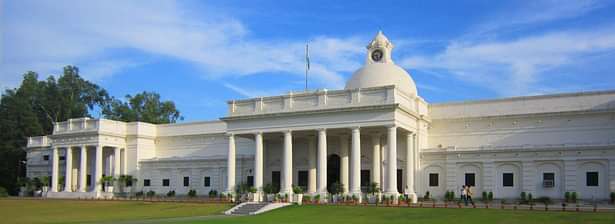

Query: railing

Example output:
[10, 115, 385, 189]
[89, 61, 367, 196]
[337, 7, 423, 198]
[27, 136, 50, 147]
[227, 85, 409, 117]
[423, 142, 615, 152]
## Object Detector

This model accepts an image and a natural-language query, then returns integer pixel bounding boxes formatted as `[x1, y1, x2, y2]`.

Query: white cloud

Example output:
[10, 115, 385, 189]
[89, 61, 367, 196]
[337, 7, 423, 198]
[401, 28, 615, 96]
[1, 0, 364, 90]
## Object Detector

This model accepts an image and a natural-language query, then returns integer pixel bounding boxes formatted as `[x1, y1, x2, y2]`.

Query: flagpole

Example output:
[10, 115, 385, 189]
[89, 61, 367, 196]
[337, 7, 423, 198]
[305, 43, 309, 91]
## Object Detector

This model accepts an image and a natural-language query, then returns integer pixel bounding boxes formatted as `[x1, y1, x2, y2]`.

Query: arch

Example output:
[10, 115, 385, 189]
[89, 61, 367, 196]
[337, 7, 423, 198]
[495, 162, 521, 199]
[536, 161, 563, 198]
[577, 160, 608, 199]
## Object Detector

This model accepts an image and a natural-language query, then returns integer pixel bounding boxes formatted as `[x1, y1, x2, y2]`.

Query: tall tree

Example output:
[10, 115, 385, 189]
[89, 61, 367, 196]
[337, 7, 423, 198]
[102, 91, 183, 124]
[0, 66, 109, 194]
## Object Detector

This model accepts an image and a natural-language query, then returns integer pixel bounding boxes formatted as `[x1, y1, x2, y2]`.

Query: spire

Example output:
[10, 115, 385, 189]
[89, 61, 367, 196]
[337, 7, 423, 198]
[366, 31, 395, 64]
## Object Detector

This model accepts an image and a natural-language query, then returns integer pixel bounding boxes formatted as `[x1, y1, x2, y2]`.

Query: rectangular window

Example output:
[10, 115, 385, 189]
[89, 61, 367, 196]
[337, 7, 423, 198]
[59, 156, 65, 161]
[298, 171, 308, 190]
[586, 172, 599, 186]
[144, 179, 151, 187]
[543, 173, 555, 188]
[465, 173, 476, 187]
[162, 179, 170, 187]
[204, 177, 210, 187]
[43, 155, 50, 161]
[429, 173, 439, 187]
[87, 175, 92, 187]
[183, 176, 190, 187]
[126, 178, 133, 187]
[502, 173, 514, 187]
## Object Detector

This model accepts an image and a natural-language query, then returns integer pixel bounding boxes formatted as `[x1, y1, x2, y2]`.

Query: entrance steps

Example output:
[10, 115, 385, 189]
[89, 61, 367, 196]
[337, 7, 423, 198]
[225, 202, 291, 215]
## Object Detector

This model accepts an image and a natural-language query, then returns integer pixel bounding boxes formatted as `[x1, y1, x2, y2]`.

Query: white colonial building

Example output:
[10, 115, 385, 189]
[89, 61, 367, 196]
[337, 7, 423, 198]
[26, 32, 615, 201]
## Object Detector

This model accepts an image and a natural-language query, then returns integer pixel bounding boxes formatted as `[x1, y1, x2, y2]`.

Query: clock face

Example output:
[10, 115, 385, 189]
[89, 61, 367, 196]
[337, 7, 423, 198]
[371, 49, 383, 62]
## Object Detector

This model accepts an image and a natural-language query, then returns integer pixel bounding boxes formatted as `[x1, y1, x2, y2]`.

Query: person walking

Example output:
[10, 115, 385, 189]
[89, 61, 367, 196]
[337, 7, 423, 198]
[461, 185, 467, 206]
[467, 185, 474, 206]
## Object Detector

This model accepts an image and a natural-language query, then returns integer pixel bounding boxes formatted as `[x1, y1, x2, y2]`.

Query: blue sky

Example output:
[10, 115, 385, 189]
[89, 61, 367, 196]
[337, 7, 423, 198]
[2, 0, 615, 121]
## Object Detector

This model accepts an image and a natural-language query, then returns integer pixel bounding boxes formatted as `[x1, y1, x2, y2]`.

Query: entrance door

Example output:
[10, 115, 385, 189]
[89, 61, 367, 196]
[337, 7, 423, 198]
[272, 171, 281, 193]
[361, 170, 370, 192]
[397, 169, 403, 193]
[298, 171, 308, 191]
[327, 154, 341, 193]
[465, 173, 476, 187]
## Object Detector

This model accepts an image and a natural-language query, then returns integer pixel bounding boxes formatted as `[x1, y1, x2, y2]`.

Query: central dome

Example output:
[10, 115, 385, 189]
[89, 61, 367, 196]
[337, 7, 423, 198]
[344, 31, 418, 96]
[346, 63, 417, 96]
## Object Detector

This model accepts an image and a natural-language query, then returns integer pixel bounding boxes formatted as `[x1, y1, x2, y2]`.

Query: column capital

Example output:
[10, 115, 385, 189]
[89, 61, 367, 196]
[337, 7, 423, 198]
[254, 131, 263, 136]
[387, 124, 397, 129]
[283, 129, 292, 134]
[317, 128, 326, 132]
[226, 132, 235, 137]
[351, 126, 361, 132]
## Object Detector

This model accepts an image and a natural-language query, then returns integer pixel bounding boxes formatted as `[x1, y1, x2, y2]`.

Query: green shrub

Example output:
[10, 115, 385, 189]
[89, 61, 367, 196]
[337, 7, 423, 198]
[610, 192, 615, 203]
[0, 187, 8, 197]
[314, 194, 321, 201]
[292, 185, 303, 194]
[564, 192, 571, 202]
[166, 190, 175, 197]
[188, 189, 197, 197]
[482, 191, 488, 201]
[520, 192, 527, 202]
[487, 192, 494, 201]
[135, 191, 144, 197]
[528, 193, 533, 204]
[424, 191, 430, 200]
[208, 190, 218, 197]
[571, 192, 577, 203]
[304, 195, 312, 202]
[146, 190, 156, 197]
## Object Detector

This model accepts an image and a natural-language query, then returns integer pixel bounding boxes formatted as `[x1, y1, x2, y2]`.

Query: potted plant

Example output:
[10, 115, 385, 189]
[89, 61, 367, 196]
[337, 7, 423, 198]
[398, 195, 407, 206]
[519, 192, 527, 204]
[314, 194, 321, 204]
[263, 184, 275, 202]
[328, 182, 343, 203]
[100, 176, 115, 193]
[610, 192, 615, 204]
[292, 185, 304, 205]
[367, 182, 380, 204]
[571, 192, 578, 203]
[146, 190, 156, 199]
[41, 176, 50, 195]
[303, 195, 312, 204]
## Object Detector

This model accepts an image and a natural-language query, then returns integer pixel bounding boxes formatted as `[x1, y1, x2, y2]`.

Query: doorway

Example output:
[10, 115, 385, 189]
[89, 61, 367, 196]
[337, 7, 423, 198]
[327, 154, 341, 193]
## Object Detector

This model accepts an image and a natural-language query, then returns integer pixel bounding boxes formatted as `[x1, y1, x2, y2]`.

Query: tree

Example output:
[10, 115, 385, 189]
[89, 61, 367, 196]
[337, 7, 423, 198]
[102, 91, 183, 124]
[1, 67, 110, 195]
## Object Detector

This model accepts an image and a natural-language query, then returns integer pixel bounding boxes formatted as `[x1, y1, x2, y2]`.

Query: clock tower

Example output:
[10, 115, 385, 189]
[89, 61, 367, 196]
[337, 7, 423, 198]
[366, 31, 395, 64]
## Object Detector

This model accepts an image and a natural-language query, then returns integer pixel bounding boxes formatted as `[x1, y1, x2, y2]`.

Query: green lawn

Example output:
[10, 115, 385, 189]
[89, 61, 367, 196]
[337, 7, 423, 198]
[0, 199, 231, 224]
[197, 205, 615, 224]
[1, 199, 614, 224]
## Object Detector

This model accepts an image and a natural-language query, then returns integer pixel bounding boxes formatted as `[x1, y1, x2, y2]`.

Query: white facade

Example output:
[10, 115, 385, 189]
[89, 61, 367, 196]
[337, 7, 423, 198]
[26, 32, 615, 200]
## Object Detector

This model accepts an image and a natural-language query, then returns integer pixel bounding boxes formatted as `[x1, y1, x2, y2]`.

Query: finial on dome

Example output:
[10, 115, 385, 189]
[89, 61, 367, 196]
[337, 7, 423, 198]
[366, 31, 394, 64]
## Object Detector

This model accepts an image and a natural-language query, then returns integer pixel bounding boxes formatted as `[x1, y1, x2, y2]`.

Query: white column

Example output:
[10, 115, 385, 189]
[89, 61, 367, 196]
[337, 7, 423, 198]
[94, 145, 103, 193]
[79, 145, 87, 192]
[281, 130, 293, 194]
[113, 147, 121, 176]
[350, 128, 361, 195]
[317, 129, 327, 194]
[307, 136, 317, 194]
[51, 147, 59, 192]
[385, 126, 398, 195]
[406, 133, 417, 202]
[339, 135, 349, 194]
[226, 134, 236, 193]
[113, 147, 121, 191]
[371, 135, 381, 190]
[64, 147, 73, 192]
[254, 132, 264, 198]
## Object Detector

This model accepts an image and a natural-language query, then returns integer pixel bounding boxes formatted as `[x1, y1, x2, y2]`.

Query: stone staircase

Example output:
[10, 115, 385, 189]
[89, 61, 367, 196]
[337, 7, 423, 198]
[229, 202, 270, 215]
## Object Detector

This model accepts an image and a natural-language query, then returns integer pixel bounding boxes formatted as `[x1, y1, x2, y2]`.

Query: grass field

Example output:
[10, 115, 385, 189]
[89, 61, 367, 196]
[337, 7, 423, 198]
[0, 198, 230, 224]
[199, 205, 615, 224]
[1, 199, 614, 224]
